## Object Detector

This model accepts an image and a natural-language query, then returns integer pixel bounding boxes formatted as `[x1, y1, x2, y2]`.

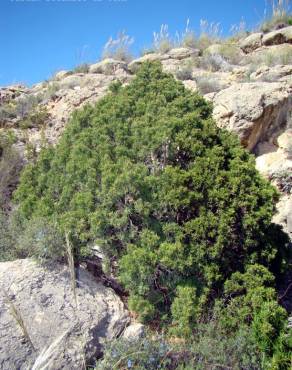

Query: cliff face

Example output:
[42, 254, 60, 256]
[1, 26, 291, 237]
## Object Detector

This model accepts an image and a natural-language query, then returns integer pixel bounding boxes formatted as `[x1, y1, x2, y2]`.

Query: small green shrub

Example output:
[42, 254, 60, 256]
[18, 106, 49, 129]
[0, 130, 22, 211]
[95, 336, 171, 370]
[171, 285, 199, 337]
[128, 295, 156, 323]
[252, 301, 287, 355]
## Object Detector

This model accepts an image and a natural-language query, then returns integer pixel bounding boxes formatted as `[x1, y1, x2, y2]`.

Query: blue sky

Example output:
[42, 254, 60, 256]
[0, 0, 275, 86]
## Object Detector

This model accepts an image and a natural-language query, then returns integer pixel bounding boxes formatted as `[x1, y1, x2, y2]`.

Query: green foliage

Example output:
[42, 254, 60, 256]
[96, 322, 262, 370]
[95, 336, 171, 370]
[252, 301, 287, 355]
[171, 285, 199, 337]
[14, 62, 289, 337]
[0, 210, 15, 261]
[128, 295, 156, 323]
[18, 106, 49, 129]
[0, 130, 22, 211]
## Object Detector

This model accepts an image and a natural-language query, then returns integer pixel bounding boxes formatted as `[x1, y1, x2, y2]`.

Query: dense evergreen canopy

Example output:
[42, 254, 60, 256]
[15, 62, 288, 324]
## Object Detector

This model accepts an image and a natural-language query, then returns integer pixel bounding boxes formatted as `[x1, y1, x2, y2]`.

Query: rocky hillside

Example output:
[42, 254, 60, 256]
[1, 25, 291, 238]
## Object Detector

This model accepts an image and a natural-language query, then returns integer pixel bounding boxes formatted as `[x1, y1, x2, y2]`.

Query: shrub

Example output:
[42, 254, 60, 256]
[175, 65, 193, 80]
[0, 210, 15, 261]
[153, 24, 174, 53]
[194, 75, 226, 94]
[72, 63, 89, 74]
[128, 295, 156, 323]
[0, 130, 22, 211]
[14, 62, 289, 333]
[199, 53, 231, 72]
[102, 31, 134, 62]
[95, 336, 171, 370]
[16, 216, 65, 262]
[18, 106, 49, 129]
[171, 285, 199, 337]
[260, 0, 292, 32]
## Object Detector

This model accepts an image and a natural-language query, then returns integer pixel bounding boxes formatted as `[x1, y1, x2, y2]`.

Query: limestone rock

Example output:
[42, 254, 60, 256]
[0, 259, 129, 370]
[89, 58, 128, 75]
[212, 82, 292, 150]
[123, 323, 145, 341]
[167, 47, 200, 60]
[54, 70, 71, 80]
[262, 26, 292, 46]
[239, 32, 263, 53]
[128, 53, 170, 72]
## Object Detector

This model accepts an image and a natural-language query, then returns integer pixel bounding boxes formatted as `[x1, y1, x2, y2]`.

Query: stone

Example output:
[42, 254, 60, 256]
[54, 70, 71, 80]
[212, 82, 292, 150]
[122, 323, 145, 341]
[239, 32, 263, 53]
[167, 47, 200, 60]
[262, 26, 292, 46]
[277, 130, 292, 152]
[89, 58, 128, 75]
[128, 53, 170, 72]
[0, 259, 129, 370]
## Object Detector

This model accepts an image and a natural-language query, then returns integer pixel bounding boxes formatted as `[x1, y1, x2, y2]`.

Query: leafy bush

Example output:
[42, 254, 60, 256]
[95, 336, 171, 370]
[14, 62, 289, 336]
[96, 323, 262, 370]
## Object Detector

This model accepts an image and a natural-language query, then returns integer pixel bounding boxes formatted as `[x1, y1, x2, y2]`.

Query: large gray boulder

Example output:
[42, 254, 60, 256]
[0, 259, 129, 370]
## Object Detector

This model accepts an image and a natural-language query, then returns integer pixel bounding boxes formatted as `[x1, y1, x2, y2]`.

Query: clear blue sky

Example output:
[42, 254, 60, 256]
[0, 0, 274, 86]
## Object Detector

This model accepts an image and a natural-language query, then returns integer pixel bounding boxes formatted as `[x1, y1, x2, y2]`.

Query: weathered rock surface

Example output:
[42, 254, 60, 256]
[240, 32, 263, 53]
[262, 25, 292, 46]
[88, 58, 128, 75]
[167, 47, 200, 59]
[211, 82, 292, 150]
[122, 323, 145, 341]
[0, 259, 129, 370]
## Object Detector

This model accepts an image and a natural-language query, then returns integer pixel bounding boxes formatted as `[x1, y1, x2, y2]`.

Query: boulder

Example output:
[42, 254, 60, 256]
[89, 58, 128, 75]
[167, 47, 200, 60]
[212, 82, 292, 150]
[0, 259, 129, 370]
[262, 26, 292, 46]
[128, 53, 170, 72]
[250, 65, 292, 82]
[54, 70, 71, 80]
[239, 32, 263, 53]
[123, 323, 145, 341]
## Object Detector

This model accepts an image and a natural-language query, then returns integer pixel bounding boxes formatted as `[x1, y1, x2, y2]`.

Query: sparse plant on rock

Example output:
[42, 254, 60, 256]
[102, 31, 134, 62]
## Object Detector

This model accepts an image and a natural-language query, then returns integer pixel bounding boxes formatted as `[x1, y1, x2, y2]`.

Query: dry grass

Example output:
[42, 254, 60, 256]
[3, 289, 35, 351]
[65, 232, 77, 307]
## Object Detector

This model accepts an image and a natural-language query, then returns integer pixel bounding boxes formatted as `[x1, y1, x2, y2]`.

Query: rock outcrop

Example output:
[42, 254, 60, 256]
[211, 82, 292, 150]
[0, 259, 129, 370]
